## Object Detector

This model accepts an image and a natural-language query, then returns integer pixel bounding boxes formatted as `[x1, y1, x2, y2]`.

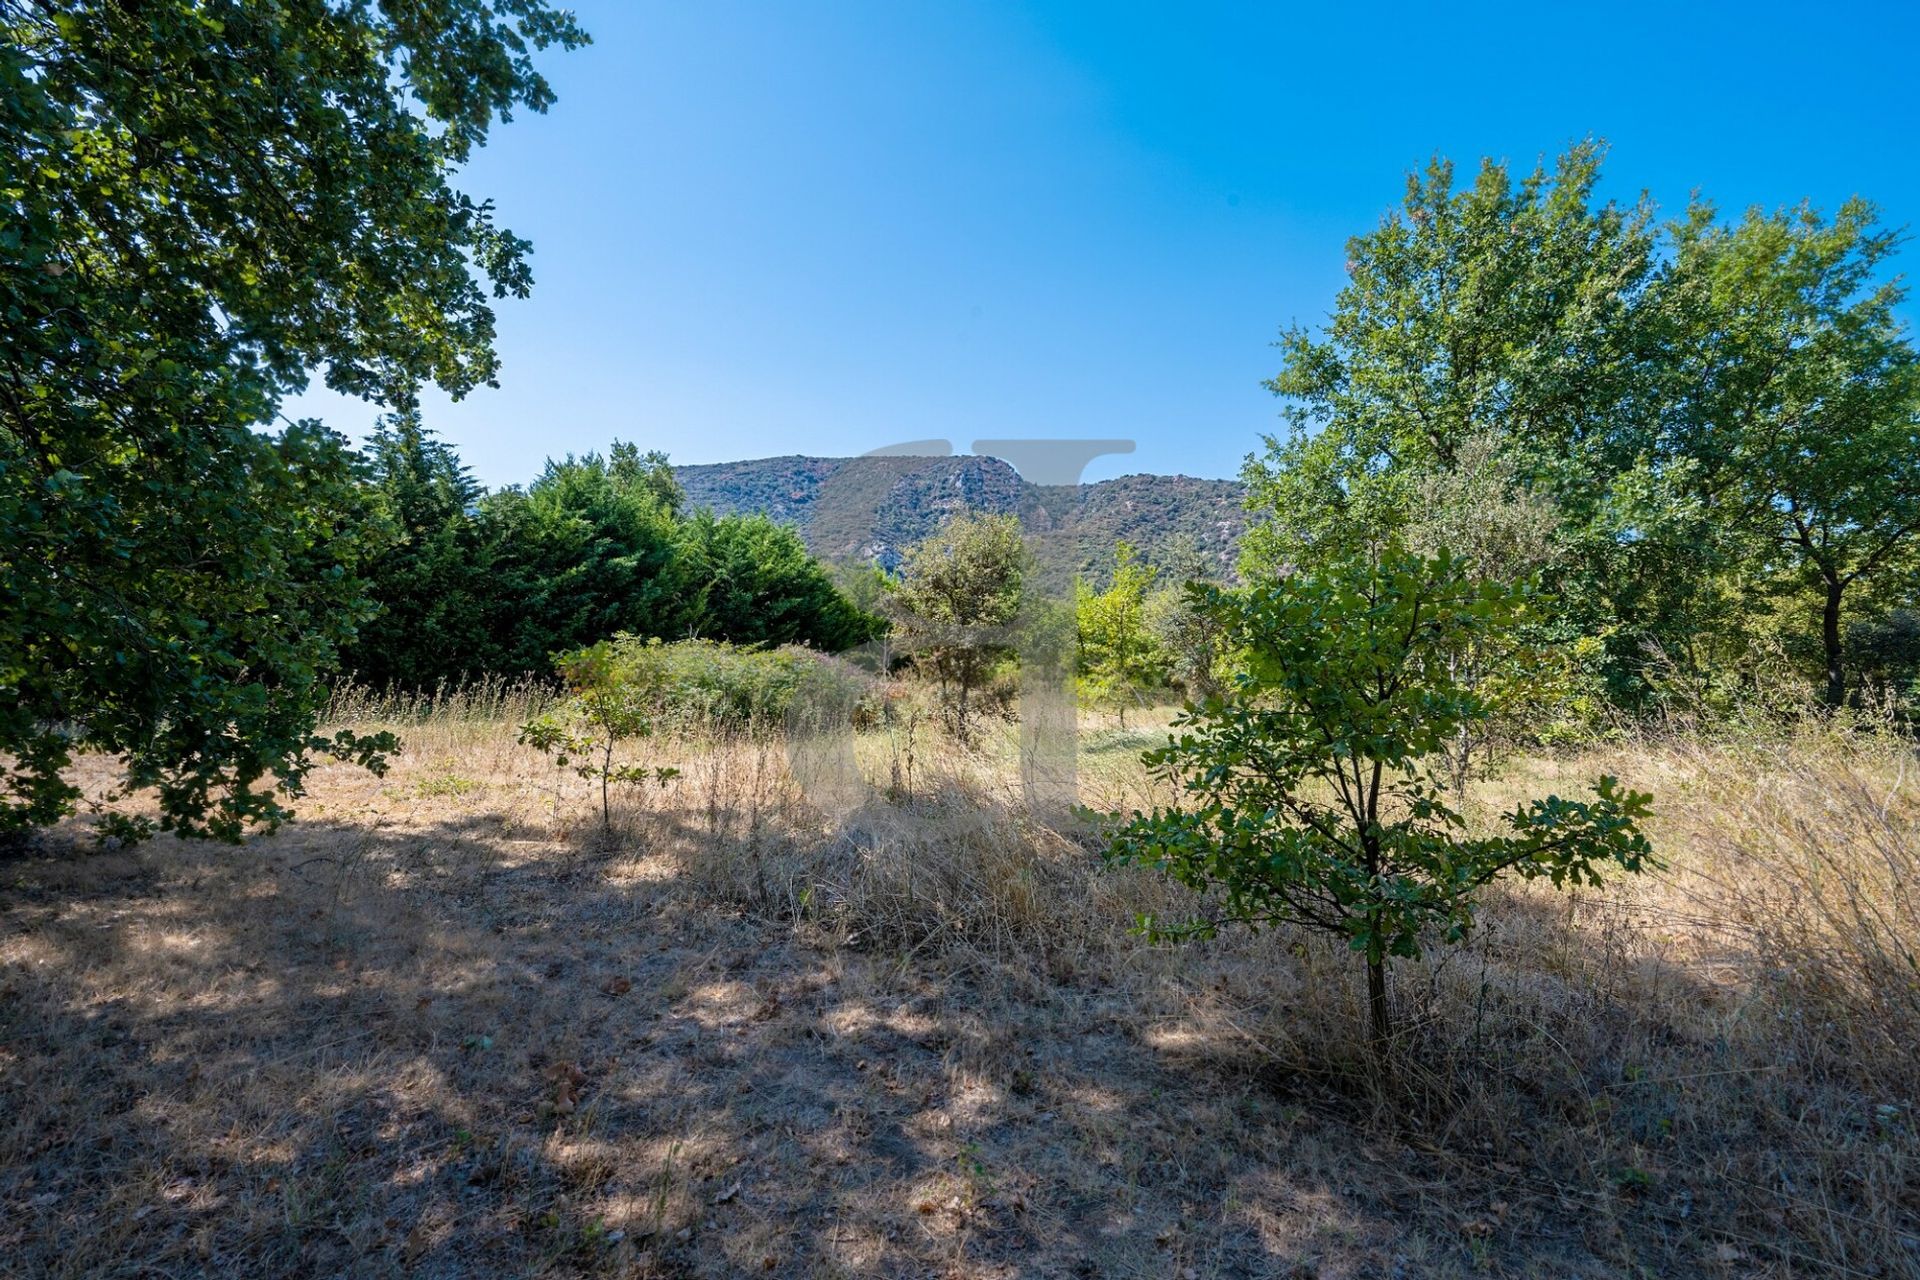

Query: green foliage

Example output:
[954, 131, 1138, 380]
[1392, 434, 1607, 777]
[526, 634, 847, 746]
[337, 413, 497, 689]
[479, 446, 692, 675]
[639, 638, 826, 731]
[1404, 433, 1560, 586]
[1143, 534, 1233, 704]
[0, 0, 583, 840]
[1244, 140, 1920, 716]
[341, 437, 881, 688]
[889, 513, 1029, 740]
[1102, 546, 1656, 1052]
[1076, 542, 1162, 724]
[1850, 609, 1920, 710]
[518, 641, 680, 833]
[1145, 589, 1230, 704]
[1243, 142, 1655, 567]
[1241, 142, 1681, 708]
[675, 511, 884, 653]
[2, 412, 401, 841]
[1662, 199, 1920, 707]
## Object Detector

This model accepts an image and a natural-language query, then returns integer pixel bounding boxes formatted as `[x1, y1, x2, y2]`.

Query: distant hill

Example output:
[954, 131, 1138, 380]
[675, 454, 1246, 588]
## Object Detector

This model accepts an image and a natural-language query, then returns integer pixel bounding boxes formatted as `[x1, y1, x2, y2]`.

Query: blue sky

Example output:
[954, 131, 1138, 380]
[289, 1, 1920, 488]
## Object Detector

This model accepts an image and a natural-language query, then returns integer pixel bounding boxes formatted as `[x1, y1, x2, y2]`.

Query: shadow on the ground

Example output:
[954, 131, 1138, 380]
[4, 804, 1313, 1279]
[1, 795, 1911, 1279]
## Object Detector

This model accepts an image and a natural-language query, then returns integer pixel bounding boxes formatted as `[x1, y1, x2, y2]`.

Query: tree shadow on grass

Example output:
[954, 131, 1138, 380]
[1135, 882, 1920, 1279]
[0, 803, 1330, 1279]
[4, 800, 1912, 1279]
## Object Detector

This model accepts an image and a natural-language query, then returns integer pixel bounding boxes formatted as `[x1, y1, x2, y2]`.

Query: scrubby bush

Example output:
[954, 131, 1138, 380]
[889, 513, 1030, 742]
[518, 641, 680, 833]
[1849, 607, 1920, 719]
[1102, 545, 1657, 1058]
[646, 639, 817, 731]
[556, 636, 878, 737]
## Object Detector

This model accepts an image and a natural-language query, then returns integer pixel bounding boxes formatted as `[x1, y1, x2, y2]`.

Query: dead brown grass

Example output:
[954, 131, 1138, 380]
[1, 702, 1915, 1278]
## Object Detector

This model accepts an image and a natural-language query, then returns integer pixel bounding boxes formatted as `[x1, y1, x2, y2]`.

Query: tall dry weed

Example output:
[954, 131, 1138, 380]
[1661, 725, 1920, 1099]
[293, 689, 1920, 1273]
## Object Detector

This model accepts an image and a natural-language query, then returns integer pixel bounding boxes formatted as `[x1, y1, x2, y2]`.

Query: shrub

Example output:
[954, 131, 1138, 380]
[889, 513, 1029, 742]
[1101, 544, 1657, 1059]
[556, 636, 884, 738]
[645, 639, 815, 731]
[1076, 542, 1163, 726]
[518, 641, 679, 832]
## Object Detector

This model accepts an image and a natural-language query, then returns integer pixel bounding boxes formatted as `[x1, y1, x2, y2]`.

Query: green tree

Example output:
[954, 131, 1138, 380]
[0, 1, 584, 839]
[676, 511, 883, 653]
[519, 640, 679, 834]
[1401, 432, 1598, 787]
[1661, 199, 1920, 707]
[1103, 546, 1655, 1058]
[341, 434, 880, 685]
[1240, 142, 1748, 706]
[832, 560, 902, 670]
[478, 445, 690, 673]
[890, 513, 1028, 741]
[1143, 534, 1231, 704]
[1243, 143, 1656, 567]
[1849, 607, 1920, 710]
[1243, 142, 1920, 712]
[609, 441, 687, 516]
[339, 414, 497, 689]
[1076, 542, 1161, 726]
[1404, 432, 1560, 587]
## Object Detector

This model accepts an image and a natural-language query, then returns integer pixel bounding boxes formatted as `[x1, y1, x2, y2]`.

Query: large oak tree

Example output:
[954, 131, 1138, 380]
[1247, 141, 1920, 710]
[1661, 199, 1920, 706]
[0, 1, 586, 839]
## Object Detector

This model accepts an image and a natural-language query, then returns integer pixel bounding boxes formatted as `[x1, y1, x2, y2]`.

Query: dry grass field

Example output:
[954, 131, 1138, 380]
[2, 691, 1916, 1278]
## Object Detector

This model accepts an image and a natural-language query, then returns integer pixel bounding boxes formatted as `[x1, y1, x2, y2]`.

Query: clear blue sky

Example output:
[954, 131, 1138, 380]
[288, 1, 1920, 488]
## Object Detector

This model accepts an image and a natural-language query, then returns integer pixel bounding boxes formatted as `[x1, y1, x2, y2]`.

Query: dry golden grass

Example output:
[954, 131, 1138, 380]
[1, 699, 1916, 1278]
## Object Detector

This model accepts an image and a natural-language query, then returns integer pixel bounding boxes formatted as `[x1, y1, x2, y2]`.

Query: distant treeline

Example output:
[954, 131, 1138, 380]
[342, 423, 882, 689]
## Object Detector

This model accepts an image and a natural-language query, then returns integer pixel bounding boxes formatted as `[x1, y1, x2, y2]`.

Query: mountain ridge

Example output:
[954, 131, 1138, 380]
[674, 453, 1246, 587]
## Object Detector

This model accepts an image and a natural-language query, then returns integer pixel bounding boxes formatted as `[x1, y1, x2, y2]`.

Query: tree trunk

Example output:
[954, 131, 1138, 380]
[1366, 955, 1389, 1061]
[601, 738, 614, 831]
[1822, 574, 1846, 709]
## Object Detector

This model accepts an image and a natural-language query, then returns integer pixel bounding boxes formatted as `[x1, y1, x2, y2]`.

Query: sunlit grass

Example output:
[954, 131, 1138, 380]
[5, 692, 1914, 1276]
